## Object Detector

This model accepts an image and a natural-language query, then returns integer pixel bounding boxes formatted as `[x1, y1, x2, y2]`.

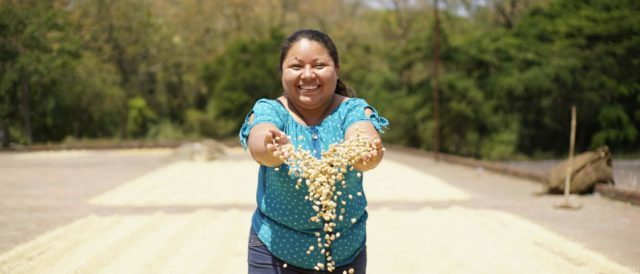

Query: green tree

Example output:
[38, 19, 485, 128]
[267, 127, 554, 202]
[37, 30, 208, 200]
[200, 30, 283, 138]
[126, 96, 156, 137]
[502, 0, 640, 154]
[0, 2, 80, 144]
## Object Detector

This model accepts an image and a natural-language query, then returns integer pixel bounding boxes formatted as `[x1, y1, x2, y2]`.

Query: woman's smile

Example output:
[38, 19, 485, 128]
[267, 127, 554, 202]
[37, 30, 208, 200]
[298, 84, 320, 91]
[297, 84, 322, 96]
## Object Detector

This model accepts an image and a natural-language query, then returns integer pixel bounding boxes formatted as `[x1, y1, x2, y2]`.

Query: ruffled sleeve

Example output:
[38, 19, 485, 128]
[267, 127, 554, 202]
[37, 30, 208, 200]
[342, 98, 389, 133]
[239, 99, 285, 149]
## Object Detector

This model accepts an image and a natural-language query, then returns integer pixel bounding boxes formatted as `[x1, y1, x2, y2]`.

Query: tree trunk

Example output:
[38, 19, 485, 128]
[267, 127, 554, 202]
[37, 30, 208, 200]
[19, 81, 32, 145]
[0, 123, 8, 148]
[432, 0, 441, 161]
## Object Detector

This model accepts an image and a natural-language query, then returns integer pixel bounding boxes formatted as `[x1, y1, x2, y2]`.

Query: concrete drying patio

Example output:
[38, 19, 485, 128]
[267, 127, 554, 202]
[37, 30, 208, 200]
[0, 147, 638, 274]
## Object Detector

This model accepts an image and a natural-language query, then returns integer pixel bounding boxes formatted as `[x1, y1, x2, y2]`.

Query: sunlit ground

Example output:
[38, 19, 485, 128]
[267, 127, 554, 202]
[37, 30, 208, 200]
[0, 148, 636, 274]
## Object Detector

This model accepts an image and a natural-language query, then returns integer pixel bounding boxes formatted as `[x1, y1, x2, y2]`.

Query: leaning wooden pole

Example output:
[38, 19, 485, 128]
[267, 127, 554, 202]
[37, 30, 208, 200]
[432, 0, 441, 162]
[556, 105, 581, 209]
[564, 106, 577, 202]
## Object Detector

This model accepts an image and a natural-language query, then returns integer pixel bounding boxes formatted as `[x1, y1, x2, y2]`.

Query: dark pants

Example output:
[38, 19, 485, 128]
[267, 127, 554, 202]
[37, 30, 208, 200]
[248, 229, 367, 274]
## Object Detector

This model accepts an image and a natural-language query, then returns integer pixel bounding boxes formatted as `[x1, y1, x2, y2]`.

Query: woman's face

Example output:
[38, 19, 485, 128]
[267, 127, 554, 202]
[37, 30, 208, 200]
[281, 39, 338, 110]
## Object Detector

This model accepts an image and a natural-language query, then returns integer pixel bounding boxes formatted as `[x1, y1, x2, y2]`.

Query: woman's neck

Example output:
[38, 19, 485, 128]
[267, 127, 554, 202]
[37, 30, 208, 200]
[286, 94, 335, 126]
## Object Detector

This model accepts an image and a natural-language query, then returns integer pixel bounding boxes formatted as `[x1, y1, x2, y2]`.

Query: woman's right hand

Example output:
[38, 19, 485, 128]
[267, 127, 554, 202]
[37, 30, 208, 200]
[263, 129, 290, 159]
[248, 123, 290, 167]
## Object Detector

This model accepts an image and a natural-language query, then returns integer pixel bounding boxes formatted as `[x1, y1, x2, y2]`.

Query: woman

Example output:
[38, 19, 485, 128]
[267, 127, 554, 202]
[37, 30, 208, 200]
[239, 29, 388, 274]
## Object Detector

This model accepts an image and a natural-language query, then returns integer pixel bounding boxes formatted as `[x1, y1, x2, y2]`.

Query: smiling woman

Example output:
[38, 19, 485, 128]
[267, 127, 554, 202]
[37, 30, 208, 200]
[239, 29, 389, 273]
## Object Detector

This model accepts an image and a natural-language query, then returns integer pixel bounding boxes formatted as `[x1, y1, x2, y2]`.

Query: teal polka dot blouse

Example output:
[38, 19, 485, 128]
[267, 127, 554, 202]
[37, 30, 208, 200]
[239, 97, 389, 269]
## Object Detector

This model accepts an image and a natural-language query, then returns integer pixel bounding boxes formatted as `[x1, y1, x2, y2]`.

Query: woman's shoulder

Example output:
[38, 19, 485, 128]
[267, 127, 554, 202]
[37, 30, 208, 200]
[337, 96, 368, 110]
[255, 97, 284, 106]
[253, 97, 286, 112]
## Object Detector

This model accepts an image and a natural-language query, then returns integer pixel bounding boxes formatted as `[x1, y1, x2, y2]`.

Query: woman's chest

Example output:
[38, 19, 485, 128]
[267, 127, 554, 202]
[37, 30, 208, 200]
[282, 118, 345, 157]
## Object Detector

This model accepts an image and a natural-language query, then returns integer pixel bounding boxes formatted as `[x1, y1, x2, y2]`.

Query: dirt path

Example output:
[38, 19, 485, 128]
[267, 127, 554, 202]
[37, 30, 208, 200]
[0, 147, 638, 274]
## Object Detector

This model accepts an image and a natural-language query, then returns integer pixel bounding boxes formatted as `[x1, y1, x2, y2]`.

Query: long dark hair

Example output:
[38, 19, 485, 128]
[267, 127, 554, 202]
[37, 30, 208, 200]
[279, 29, 356, 97]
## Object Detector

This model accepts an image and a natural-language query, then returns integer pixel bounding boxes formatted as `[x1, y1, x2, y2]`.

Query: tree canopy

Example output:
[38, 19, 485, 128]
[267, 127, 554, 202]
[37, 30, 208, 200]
[0, 0, 638, 159]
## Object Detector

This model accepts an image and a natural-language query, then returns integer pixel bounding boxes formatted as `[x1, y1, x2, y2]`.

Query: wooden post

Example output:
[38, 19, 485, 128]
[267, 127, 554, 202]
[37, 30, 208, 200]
[564, 106, 576, 201]
[556, 105, 581, 209]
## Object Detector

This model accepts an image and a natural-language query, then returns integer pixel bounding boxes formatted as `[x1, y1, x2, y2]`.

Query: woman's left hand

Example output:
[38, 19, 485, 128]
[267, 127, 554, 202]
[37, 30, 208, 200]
[346, 123, 384, 172]
[359, 137, 383, 163]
